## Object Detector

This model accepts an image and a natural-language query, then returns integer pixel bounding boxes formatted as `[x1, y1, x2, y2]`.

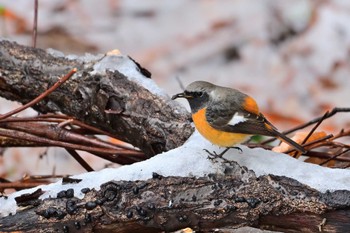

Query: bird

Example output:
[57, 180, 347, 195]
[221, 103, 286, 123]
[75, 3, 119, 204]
[172, 81, 306, 156]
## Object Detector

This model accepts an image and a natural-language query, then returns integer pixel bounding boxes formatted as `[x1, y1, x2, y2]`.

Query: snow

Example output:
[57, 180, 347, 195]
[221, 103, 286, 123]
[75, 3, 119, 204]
[230, 146, 350, 192]
[46, 48, 65, 57]
[1, 130, 350, 217]
[48, 46, 170, 98]
[66, 53, 104, 63]
[46, 48, 105, 63]
[92, 54, 168, 98]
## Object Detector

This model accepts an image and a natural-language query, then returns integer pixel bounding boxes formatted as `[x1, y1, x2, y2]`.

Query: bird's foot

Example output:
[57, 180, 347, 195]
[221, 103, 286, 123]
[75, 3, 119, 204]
[228, 146, 243, 154]
[203, 149, 220, 161]
[204, 146, 242, 164]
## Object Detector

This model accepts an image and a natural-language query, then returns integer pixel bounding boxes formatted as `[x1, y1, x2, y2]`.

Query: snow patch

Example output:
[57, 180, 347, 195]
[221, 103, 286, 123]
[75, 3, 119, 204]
[1, 131, 350, 217]
[92, 55, 168, 97]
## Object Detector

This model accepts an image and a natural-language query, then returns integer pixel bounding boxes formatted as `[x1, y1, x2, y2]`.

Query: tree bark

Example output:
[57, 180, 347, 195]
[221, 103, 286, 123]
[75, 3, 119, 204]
[0, 162, 349, 232]
[0, 40, 193, 157]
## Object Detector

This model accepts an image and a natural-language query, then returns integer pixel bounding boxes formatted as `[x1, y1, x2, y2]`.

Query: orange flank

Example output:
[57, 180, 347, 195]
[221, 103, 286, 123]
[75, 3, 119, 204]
[242, 96, 259, 115]
[192, 108, 249, 147]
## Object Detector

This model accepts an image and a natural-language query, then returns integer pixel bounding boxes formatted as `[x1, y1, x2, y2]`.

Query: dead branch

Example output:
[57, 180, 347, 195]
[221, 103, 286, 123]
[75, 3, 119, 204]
[0, 113, 145, 174]
[0, 163, 349, 232]
[252, 107, 350, 167]
[262, 107, 350, 145]
[0, 40, 193, 157]
[0, 68, 76, 120]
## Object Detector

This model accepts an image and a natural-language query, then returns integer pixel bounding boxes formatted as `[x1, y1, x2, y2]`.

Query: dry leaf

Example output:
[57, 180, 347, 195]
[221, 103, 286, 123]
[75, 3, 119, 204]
[272, 131, 327, 156]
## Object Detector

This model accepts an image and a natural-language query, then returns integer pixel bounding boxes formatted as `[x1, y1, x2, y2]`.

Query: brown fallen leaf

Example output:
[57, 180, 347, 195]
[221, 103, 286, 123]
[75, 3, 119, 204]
[272, 131, 327, 156]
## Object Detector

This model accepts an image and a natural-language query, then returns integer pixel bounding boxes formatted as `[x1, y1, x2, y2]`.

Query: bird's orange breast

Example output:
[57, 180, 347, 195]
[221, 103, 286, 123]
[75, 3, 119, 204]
[192, 108, 249, 147]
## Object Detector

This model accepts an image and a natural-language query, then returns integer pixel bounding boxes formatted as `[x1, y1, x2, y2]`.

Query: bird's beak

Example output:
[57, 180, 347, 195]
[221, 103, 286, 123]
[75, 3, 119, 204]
[172, 92, 186, 100]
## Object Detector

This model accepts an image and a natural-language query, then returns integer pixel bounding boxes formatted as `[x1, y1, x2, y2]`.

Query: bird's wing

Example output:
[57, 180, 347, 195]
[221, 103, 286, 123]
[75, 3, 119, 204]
[205, 92, 276, 136]
[206, 104, 306, 153]
[206, 106, 276, 136]
[205, 90, 306, 152]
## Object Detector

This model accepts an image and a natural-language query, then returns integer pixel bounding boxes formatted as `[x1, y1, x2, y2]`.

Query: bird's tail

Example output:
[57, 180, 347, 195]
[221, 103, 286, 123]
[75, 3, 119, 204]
[260, 114, 306, 153]
[272, 129, 306, 153]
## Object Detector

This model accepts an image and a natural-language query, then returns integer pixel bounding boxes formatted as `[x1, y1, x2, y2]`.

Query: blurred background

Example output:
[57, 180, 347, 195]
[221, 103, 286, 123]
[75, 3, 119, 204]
[1, 0, 350, 182]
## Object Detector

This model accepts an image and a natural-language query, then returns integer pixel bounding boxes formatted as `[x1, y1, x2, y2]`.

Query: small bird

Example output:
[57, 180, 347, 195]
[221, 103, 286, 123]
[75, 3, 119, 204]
[172, 81, 306, 155]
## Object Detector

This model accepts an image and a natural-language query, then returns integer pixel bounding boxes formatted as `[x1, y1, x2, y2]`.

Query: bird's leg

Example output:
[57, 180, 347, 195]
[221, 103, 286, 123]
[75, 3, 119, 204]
[216, 147, 242, 157]
[203, 149, 219, 160]
[204, 146, 242, 161]
[204, 148, 234, 165]
[216, 147, 231, 158]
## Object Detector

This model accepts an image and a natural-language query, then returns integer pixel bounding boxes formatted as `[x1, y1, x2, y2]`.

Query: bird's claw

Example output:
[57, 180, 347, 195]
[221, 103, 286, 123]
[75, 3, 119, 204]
[203, 149, 218, 161]
[230, 146, 243, 153]
[203, 146, 243, 165]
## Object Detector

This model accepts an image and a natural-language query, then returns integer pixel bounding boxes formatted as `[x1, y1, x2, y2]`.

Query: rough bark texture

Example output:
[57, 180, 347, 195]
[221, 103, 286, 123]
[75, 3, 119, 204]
[0, 162, 349, 232]
[0, 40, 193, 156]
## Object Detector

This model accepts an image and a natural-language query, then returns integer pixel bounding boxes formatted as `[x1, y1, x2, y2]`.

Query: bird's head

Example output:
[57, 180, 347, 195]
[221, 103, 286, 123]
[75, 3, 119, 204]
[172, 81, 214, 113]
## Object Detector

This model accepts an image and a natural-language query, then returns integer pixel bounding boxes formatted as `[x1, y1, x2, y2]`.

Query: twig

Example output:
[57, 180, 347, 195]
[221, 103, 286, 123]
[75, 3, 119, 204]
[245, 143, 273, 150]
[281, 134, 333, 154]
[319, 148, 350, 166]
[0, 115, 135, 150]
[22, 174, 65, 180]
[57, 119, 74, 128]
[283, 107, 350, 134]
[329, 128, 350, 140]
[0, 115, 145, 166]
[65, 119, 135, 150]
[39, 115, 134, 150]
[0, 175, 67, 191]
[306, 130, 350, 151]
[302, 110, 329, 145]
[292, 111, 329, 157]
[0, 135, 46, 147]
[262, 107, 350, 145]
[306, 151, 350, 163]
[0, 128, 143, 162]
[0, 181, 49, 190]
[1, 121, 135, 152]
[175, 76, 185, 91]
[0, 68, 77, 120]
[32, 0, 38, 48]
[66, 149, 94, 172]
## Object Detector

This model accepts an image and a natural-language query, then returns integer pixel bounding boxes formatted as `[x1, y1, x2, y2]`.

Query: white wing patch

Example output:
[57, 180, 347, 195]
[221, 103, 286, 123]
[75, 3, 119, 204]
[227, 112, 247, 126]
